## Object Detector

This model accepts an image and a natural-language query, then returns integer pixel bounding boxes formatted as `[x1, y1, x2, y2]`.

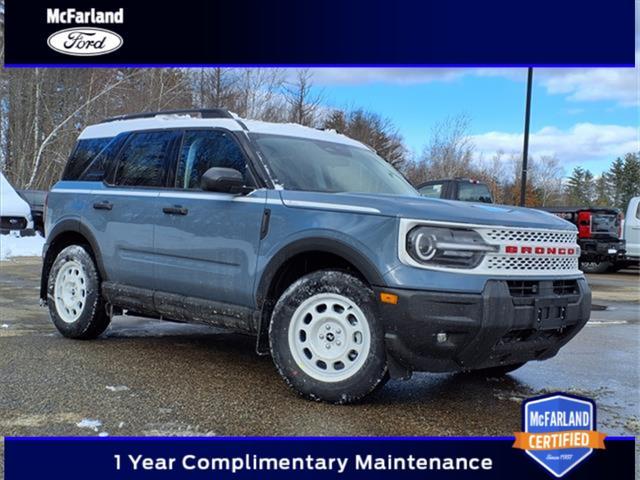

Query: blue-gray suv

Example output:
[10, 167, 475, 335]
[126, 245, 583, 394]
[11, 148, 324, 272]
[41, 109, 591, 403]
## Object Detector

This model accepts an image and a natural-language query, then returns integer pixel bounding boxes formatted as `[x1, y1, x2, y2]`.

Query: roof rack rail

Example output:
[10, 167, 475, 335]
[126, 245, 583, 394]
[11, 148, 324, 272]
[101, 108, 233, 123]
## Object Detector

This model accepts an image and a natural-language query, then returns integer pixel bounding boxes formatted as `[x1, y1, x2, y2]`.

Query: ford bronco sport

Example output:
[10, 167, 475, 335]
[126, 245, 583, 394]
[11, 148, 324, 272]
[41, 109, 591, 404]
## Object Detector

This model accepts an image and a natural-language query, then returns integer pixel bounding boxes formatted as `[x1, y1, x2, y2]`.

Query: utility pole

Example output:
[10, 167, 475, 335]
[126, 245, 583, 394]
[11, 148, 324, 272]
[520, 67, 533, 207]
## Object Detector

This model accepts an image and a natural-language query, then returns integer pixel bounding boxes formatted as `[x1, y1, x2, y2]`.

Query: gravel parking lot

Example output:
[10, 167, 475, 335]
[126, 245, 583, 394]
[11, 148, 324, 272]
[1, 257, 638, 473]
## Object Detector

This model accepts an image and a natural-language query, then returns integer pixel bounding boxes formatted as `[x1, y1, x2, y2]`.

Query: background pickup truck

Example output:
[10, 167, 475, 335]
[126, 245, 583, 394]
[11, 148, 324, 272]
[416, 178, 494, 203]
[17, 189, 47, 236]
[542, 206, 625, 273]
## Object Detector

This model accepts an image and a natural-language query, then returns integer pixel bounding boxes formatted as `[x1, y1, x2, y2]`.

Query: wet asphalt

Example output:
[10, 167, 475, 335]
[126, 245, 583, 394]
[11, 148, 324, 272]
[0, 257, 638, 473]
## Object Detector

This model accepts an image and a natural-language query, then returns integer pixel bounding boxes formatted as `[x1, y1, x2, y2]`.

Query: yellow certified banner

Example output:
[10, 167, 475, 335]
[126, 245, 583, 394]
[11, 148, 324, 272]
[513, 431, 607, 451]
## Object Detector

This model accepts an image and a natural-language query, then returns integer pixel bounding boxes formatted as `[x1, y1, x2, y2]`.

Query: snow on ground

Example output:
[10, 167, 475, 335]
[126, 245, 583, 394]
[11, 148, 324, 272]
[0, 233, 45, 260]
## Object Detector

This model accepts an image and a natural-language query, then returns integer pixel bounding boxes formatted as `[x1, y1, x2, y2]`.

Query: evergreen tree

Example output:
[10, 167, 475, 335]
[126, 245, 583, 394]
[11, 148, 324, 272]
[607, 157, 625, 208]
[619, 152, 640, 209]
[593, 174, 610, 206]
[565, 166, 595, 206]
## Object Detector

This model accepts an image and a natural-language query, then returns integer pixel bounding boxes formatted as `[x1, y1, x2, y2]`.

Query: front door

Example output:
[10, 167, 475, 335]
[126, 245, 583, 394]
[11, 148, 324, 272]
[153, 129, 265, 308]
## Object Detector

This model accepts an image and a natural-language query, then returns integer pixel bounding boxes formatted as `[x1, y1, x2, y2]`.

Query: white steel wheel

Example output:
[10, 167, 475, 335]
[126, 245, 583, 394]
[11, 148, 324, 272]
[288, 293, 371, 383]
[53, 259, 88, 323]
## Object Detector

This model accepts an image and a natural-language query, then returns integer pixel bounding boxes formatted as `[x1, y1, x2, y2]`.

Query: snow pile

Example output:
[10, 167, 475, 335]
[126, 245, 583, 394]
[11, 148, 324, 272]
[1, 173, 31, 217]
[0, 233, 45, 260]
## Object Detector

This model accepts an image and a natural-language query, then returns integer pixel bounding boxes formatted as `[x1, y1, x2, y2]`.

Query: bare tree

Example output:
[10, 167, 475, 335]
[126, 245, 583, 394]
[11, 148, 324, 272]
[421, 114, 474, 179]
[284, 69, 323, 126]
[530, 155, 564, 206]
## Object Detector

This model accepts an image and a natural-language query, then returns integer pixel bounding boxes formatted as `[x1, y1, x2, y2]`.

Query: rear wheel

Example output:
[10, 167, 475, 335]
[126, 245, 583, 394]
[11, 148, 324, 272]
[47, 245, 110, 339]
[269, 270, 388, 404]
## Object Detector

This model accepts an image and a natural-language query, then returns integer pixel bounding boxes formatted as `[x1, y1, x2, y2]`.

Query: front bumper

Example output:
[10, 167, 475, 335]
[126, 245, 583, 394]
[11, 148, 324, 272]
[377, 278, 591, 373]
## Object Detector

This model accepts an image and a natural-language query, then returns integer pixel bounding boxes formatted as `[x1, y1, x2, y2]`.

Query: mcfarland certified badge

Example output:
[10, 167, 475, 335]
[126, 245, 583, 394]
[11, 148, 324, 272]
[514, 393, 607, 477]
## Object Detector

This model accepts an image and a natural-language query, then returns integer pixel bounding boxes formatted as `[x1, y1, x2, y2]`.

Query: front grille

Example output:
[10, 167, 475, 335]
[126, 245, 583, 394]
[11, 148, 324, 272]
[484, 229, 576, 244]
[507, 279, 580, 297]
[553, 280, 579, 295]
[0, 216, 27, 230]
[486, 255, 578, 272]
[508, 280, 538, 296]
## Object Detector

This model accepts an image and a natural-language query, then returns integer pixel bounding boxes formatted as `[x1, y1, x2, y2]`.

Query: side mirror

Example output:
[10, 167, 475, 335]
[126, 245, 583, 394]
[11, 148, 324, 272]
[201, 167, 248, 194]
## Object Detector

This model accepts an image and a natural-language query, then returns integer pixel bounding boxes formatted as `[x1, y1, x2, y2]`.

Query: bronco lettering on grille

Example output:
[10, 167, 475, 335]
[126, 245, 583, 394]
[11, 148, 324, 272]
[504, 245, 576, 255]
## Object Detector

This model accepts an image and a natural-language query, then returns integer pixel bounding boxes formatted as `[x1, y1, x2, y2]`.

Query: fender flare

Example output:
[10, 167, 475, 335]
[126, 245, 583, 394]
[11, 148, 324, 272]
[40, 220, 108, 300]
[255, 236, 385, 307]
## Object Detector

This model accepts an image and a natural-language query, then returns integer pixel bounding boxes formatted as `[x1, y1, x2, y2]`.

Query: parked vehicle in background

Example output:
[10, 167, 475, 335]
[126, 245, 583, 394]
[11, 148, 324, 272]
[42, 109, 590, 404]
[17, 189, 47, 236]
[621, 196, 640, 267]
[1, 172, 34, 235]
[543, 207, 625, 273]
[417, 178, 494, 203]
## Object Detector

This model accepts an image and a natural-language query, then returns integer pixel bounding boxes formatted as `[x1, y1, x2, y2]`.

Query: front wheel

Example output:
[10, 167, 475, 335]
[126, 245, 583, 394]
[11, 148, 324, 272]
[47, 245, 111, 339]
[269, 270, 388, 404]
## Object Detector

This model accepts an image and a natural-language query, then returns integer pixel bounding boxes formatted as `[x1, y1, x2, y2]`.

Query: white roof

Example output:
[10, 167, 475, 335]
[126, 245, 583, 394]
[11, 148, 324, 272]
[79, 114, 370, 150]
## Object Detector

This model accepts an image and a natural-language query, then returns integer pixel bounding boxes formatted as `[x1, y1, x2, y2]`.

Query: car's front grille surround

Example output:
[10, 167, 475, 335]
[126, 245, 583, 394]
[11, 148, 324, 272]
[475, 226, 580, 275]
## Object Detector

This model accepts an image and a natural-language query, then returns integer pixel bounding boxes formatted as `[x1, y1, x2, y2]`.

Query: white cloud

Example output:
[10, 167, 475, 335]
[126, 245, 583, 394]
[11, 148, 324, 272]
[470, 123, 640, 164]
[304, 68, 466, 86]
[537, 65, 639, 106]
[302, 60, 639, 107]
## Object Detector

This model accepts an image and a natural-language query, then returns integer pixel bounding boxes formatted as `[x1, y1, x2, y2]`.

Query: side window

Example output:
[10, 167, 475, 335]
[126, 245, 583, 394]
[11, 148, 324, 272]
[62, 137, 112, 180]
[114, 131, 177, 187]
[79, 134, 127, 181]
[418, 183, 443, 198]
[636, 202, 640, 220]
[176, 130, 248, 189]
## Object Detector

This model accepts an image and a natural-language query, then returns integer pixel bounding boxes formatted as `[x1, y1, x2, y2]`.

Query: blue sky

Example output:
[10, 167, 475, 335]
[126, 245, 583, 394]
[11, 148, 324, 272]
[303, 67, 639, 177]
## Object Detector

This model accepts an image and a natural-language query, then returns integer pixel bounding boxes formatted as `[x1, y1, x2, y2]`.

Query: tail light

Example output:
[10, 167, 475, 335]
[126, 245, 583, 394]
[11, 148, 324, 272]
[617, 212, 623, 239]
[577, 211, 591, 239]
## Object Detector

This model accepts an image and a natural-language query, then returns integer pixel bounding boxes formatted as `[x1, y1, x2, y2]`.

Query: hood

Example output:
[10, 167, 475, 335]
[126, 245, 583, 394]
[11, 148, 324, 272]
[279, 190, 576, 230]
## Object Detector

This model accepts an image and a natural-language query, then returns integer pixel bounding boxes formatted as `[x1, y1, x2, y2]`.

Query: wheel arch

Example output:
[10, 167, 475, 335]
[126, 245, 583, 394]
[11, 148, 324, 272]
[40, 220, 106, 302]
[254, 237, 385, 354]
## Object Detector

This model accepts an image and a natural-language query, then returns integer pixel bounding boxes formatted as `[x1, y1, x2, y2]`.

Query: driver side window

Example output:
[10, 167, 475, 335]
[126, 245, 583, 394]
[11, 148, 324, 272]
[175, 130, 248, 189]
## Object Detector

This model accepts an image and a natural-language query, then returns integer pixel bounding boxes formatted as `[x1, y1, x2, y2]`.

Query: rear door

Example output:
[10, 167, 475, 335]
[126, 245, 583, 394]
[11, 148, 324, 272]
[97, 130, 180, 289]
[153, 129, 266, 307]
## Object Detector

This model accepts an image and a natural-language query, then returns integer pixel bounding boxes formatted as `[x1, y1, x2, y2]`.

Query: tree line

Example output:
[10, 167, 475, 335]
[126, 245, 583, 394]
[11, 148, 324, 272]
[0, 64, 637, 210]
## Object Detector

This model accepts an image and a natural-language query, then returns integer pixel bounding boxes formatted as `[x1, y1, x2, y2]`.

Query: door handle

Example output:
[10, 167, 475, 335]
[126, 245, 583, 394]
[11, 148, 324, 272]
[163, 205, 188, 215]
[93, 201, 113, 211]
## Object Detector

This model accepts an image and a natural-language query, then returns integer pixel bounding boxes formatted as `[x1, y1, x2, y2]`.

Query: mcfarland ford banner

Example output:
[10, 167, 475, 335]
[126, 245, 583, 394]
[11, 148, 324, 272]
[3, 0, 636, 66]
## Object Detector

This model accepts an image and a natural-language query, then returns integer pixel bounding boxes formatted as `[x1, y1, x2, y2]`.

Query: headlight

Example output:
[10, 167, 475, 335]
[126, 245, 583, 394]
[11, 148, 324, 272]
[406, 226, 496, 269]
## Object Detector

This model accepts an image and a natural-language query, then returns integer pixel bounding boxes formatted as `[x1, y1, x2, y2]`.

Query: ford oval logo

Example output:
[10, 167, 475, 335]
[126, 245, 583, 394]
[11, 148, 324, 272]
[47, 27, 123, 56]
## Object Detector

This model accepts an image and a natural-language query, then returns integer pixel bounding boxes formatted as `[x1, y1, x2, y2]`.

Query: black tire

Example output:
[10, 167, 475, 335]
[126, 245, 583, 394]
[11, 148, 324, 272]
[606, 263, 624, 273]
[269, 270, 388, 404]
[580, 260, 611, 274]
[47, 245, 110, 339]
[469, 362, 526, 377]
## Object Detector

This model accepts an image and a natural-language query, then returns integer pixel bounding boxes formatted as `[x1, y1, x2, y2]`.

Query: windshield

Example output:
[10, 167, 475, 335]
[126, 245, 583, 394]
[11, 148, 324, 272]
[251, 134, 418, 196]
[457, 182, 493, 203]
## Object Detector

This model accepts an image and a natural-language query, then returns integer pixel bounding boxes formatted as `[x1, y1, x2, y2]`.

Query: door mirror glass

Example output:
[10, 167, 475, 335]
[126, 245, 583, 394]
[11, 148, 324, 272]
[201, 167, 246, 193]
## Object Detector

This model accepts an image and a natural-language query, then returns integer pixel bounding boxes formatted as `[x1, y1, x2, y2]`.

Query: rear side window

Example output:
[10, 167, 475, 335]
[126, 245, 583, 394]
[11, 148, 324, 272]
[62, 137, 112, 180]
[418, 183, 443, 198]
[114, 131, 178, 187]
[175, 130, 248, 189]
[79, 134, 127, 181]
